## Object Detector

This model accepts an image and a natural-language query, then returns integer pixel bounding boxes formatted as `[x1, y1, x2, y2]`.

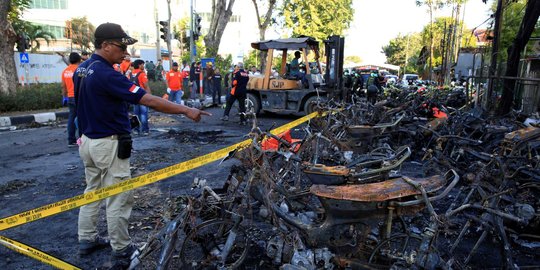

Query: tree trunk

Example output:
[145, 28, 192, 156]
[204, 0, 235, 57]
[252, 0, 276, 72]
[497, 0, 540, 115]
[0, 0, 19, 94]
[428, 5, 433, 81]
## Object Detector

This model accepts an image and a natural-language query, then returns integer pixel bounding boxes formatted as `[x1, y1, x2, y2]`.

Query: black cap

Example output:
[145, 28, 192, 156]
[172, 62, 178, 67]
[94, 23, 137, 45]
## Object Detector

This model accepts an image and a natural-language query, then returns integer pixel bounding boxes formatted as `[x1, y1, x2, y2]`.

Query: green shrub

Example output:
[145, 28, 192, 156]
[147, 80, 167, 98]
[0, 84, 63, 113]
[0, 80, 169, 113]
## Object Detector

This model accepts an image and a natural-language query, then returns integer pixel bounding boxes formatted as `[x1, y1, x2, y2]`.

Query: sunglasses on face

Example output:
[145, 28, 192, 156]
[108, 42, 127, 52]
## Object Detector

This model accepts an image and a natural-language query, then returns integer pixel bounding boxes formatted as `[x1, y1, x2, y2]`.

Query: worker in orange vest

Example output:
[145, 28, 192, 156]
[61, 52, 82, 147]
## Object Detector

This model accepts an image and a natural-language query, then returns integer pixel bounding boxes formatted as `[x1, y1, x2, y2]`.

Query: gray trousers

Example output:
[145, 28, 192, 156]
[78, 134, 133, 251]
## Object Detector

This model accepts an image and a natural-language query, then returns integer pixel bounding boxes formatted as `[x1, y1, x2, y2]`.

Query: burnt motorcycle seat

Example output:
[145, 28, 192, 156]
[310, 174, 446, 202]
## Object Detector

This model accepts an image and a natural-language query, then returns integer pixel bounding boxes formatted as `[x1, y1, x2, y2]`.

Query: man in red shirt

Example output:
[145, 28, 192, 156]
[61, 52, 82, 146]
[166, 62, 184, 104]
[130, 59, 152, 135]
[119, 55, 131, 75]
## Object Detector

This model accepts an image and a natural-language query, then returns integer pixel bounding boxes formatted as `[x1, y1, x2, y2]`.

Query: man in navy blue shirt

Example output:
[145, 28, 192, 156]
[74, 22, 210, 268]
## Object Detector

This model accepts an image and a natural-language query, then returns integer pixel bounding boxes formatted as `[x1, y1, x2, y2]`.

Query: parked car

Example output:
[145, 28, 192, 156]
[400, 74, 420, 88]
[385, 75, 399, 86]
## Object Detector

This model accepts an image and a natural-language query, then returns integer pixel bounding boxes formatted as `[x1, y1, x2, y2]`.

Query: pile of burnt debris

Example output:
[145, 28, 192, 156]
[136, 88, 540, 269]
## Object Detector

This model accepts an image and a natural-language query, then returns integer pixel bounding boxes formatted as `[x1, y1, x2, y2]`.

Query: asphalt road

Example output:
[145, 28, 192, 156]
[0, 105, 303, 269]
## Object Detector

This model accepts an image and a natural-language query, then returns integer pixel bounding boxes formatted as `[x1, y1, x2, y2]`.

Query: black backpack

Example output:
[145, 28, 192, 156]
[130, 72, 142, 86]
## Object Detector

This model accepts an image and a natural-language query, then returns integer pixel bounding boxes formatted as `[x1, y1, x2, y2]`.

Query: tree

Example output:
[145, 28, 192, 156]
[243, 49, 259, 71]
[24, 23, 55, 52]
[180, 37, 205, 65]
[173, 17, 190, 59]
[0, 0, 30, 94]
[498, 0, 540, 115]
[420, 17, 456, 68]
[416, 0, 450, 79]
[383, 34, 409, 67]
[204, 0, 236, 57]
[68, 17, 95, 52]
[383, 33, 423, 74]
[251, 0, 277, 71]
[345, 55, 362, 64]
[214, 53, 233, 76]
[279, 0, 354, 42]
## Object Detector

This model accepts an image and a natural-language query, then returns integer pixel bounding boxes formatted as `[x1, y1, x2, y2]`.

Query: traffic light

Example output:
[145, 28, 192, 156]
[193, 13, 202, 40]
[159, 21, 169, 42]
[25, 35, 31, 50]
[16, 34, 30, 52]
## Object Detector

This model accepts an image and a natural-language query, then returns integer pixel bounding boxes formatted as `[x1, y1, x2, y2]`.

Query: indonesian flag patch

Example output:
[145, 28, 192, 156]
[129, 85, 140, 93]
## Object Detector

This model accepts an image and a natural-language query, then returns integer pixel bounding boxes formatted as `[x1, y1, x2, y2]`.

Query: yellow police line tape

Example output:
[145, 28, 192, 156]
[0, 111, 319, 269]
[0, 235, 80, 270]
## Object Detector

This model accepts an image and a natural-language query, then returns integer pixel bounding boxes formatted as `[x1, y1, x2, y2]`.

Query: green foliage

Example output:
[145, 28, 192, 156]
[24, 23, 56, 52]
[382, 33, 423, 74]
[273, 56, 285, 74]
[345, 55, 362, 64]
[8, 0, 31, 25]
[148, 80, 167, 98]
[180, 53, 191, 66]
[0, 81, 177, 113]
[173, 17, 190, 44]
[491, 0, 540, 61]
[214, 54, 233, 76]
[383, 8, 479, 76]
[173, 17, 190, 56]
[243, 50, 260, 71]
[279, 0, 354, 42]
[68, 17, 95, 52]
[420, 17, 456, 67]
[9, 0, 32, 43]
[415, 0, 447, 10]
[194, 38, 206, 60]
[178, 37, 206, 64]
[0, 83, 63, 113]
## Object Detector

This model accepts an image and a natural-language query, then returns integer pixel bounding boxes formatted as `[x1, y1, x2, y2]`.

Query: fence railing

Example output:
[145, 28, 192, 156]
[467, 75, 540, 114]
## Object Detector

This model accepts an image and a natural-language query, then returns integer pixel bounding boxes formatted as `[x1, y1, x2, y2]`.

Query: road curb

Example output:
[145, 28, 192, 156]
[0, 111, 69, 127]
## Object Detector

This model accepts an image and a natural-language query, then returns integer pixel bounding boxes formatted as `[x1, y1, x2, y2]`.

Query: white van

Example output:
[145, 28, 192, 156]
[400, 74, 419, 87]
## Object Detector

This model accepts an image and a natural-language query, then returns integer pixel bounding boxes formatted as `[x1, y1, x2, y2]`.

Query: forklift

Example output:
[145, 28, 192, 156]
[245, 35, 344, 115]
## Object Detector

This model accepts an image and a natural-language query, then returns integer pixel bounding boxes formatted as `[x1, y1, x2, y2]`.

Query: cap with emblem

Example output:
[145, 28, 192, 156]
[94, 23, 137, 45]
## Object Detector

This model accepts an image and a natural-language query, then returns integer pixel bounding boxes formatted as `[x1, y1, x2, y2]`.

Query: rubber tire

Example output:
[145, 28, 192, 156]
[303, 96, 321, 115]
[179, 219, 249, 269]
[246, 93, 261, 115]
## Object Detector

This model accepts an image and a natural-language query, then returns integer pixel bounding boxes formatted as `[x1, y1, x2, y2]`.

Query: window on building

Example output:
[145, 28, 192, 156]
[35, 23, 66, 39]
[30, 0, 68, 9]
[141, 33, 149, 44]
[229, 15, 241, 23]
[197, 13, 240, 24]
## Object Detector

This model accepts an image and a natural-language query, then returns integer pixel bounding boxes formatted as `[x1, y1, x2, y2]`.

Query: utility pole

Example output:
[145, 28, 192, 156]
[166, 0, 173, 69]
[486, 0, 503, 111]
[154, 0, 161, 62]
[404, 34, 410, 76]
[190, 0, 195, 65]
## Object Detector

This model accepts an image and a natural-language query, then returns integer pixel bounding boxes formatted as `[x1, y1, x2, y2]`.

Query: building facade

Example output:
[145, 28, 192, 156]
[21, 0, 265, 61]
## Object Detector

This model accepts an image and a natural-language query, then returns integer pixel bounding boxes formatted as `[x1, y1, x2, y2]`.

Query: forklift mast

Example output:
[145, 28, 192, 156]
[324, 35, 345, 92]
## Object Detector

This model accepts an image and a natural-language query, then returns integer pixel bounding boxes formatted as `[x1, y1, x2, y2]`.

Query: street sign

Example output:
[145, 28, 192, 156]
[20, 52, 29, 64]
[201, 58, 214, 68]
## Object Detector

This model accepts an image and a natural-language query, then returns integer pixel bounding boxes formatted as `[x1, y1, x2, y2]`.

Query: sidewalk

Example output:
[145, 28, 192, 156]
[0, 108, 69, 128]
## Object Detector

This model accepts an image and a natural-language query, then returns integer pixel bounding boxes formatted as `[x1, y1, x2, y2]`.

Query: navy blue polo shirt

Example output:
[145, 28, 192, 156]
[74, 54, 147, 139]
